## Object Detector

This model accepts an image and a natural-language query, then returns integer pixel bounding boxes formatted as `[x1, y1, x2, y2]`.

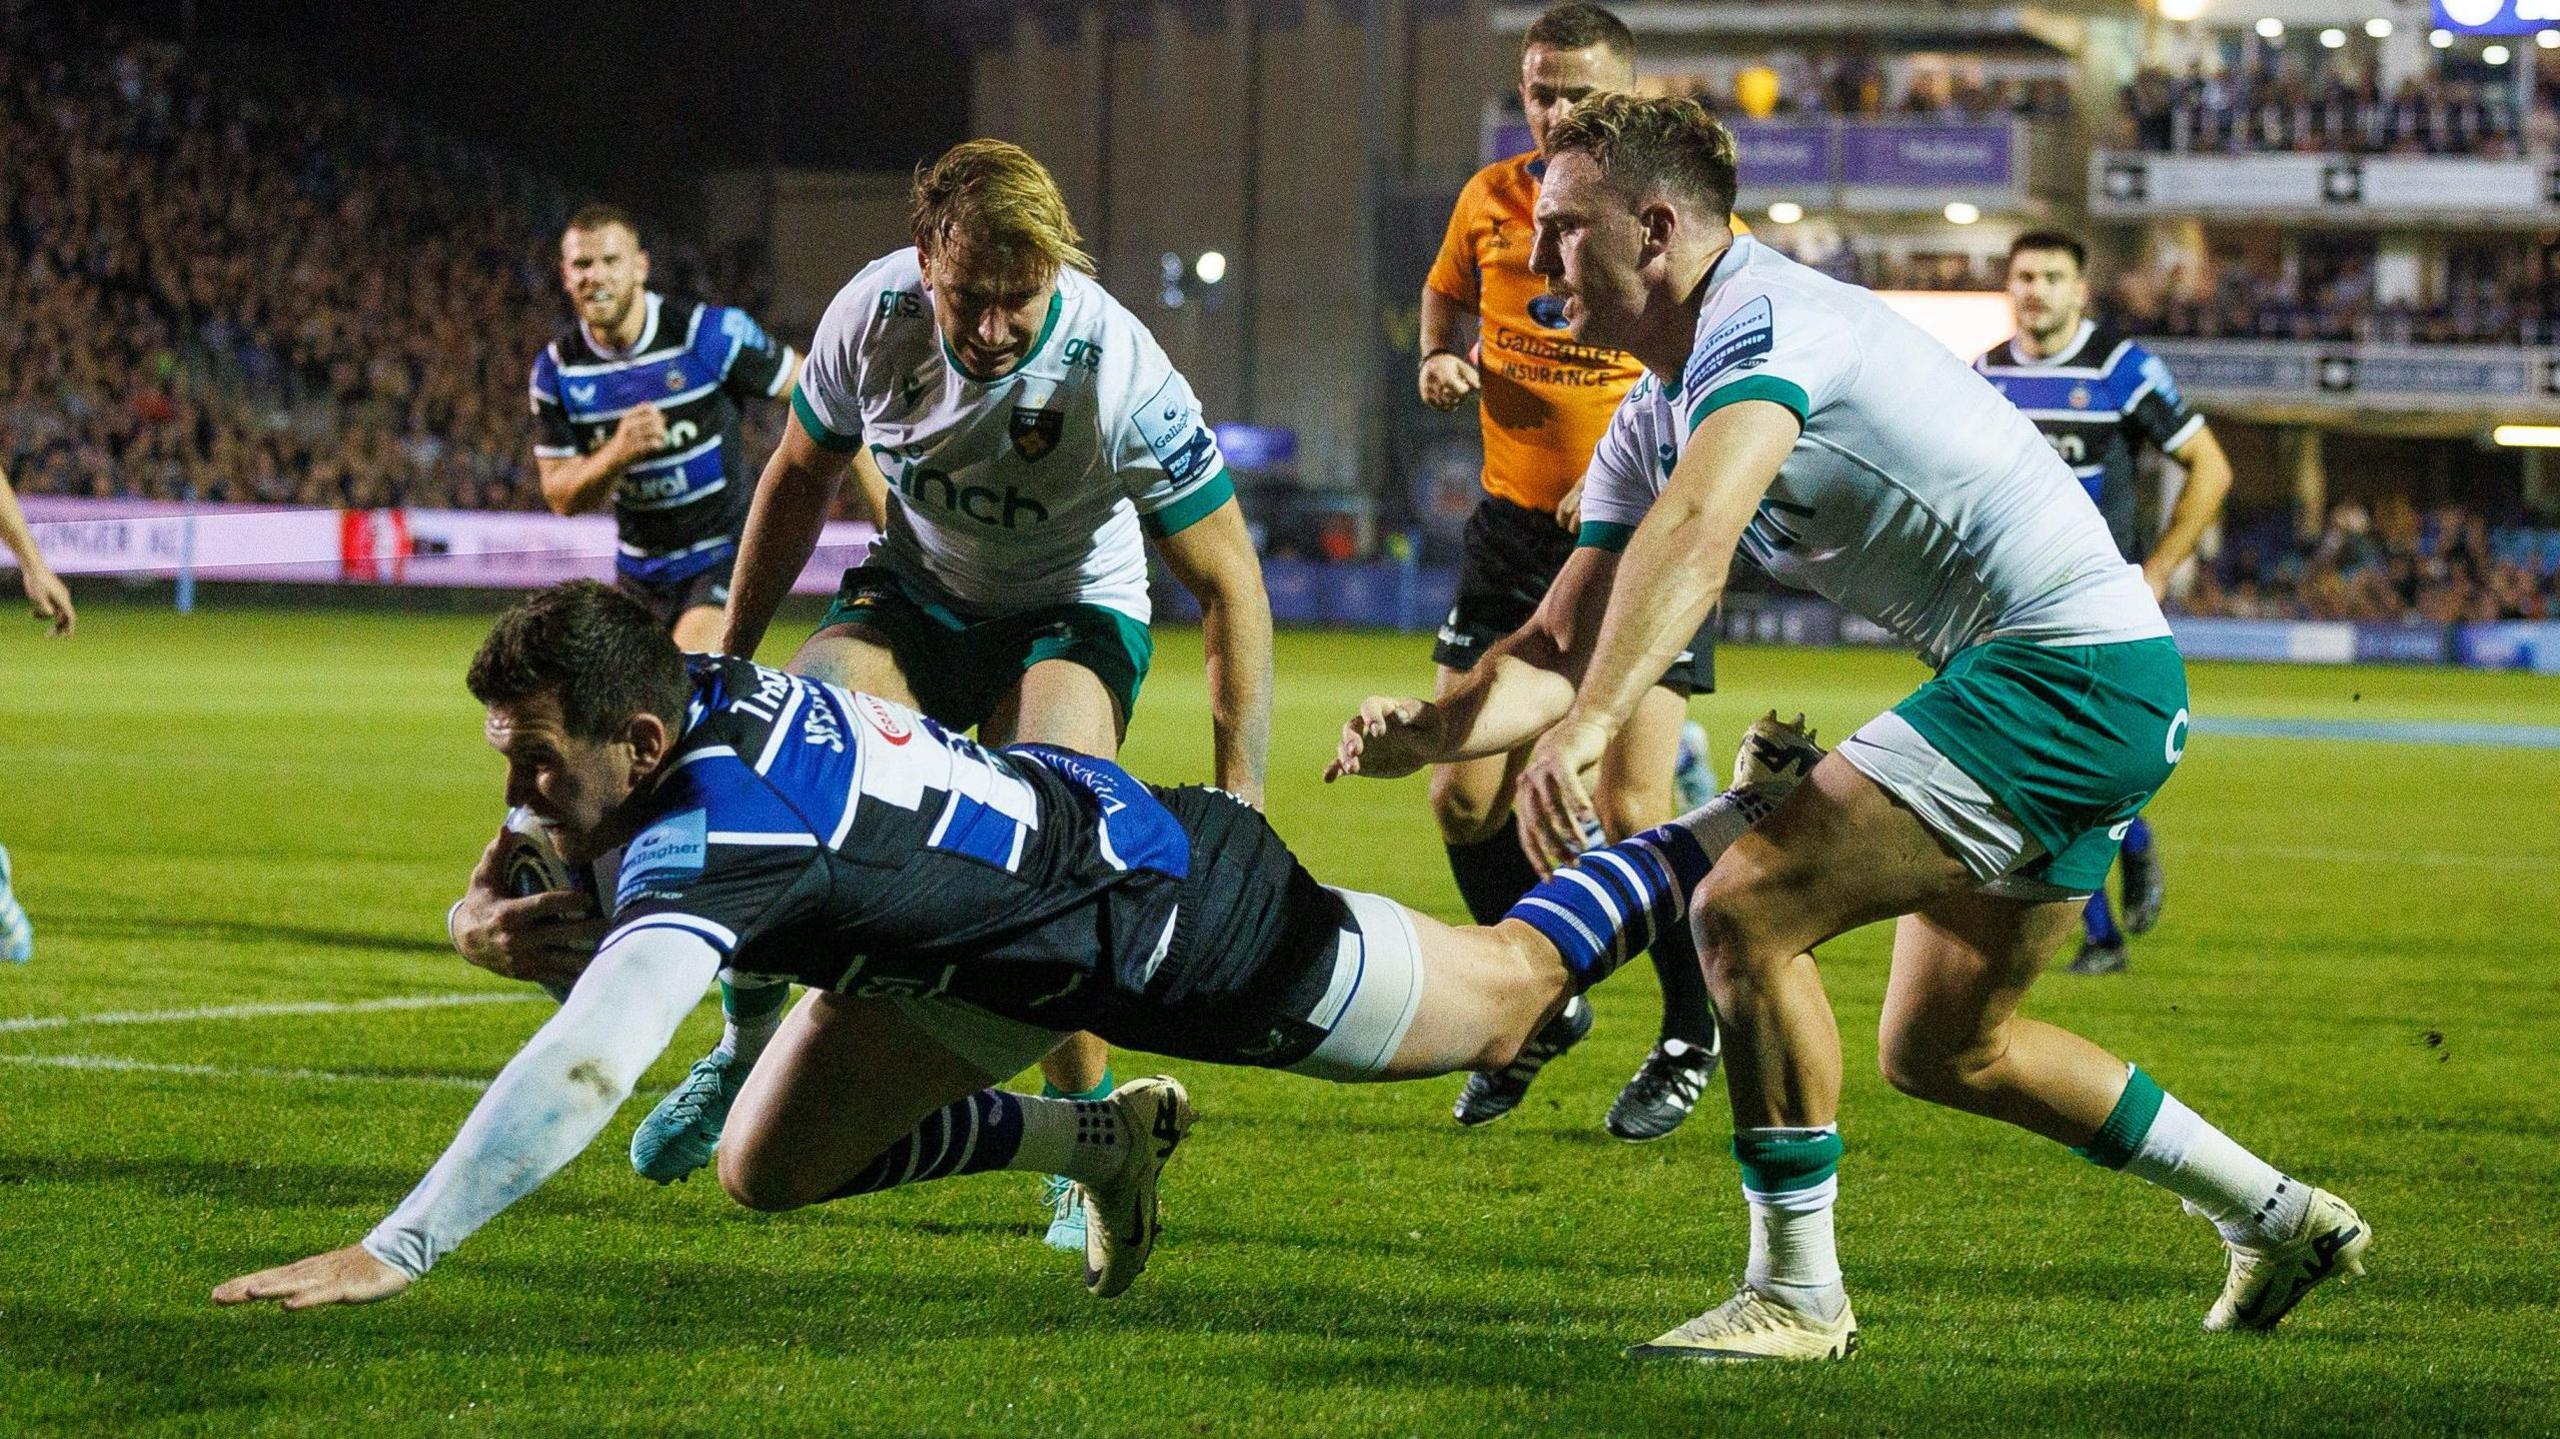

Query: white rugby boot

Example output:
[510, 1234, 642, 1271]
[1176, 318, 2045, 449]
[1079, 1076, 1195, 1298]
[2204, 1186, 2372, 1333]
[1627, 1284, 1859, 1362]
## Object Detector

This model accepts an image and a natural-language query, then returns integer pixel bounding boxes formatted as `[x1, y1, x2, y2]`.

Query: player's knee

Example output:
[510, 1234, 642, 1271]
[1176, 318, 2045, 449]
[717, 1141, 813, 1213]
[1428, 771, 1508, 846]
[1691, 897, 1783, 987]
[1875, 1025, 2000, 1104]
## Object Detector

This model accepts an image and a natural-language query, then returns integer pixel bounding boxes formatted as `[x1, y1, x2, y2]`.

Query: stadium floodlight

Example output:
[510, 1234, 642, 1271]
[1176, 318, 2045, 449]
[1195, 251, 1227, 285]
[2485, 43, 2512, 64]
[2431, 28, 2454, 47]
[2320, 27, 2347, 48]
[2365, 17, 2393, 38]
[2157, 0, 2206, 21]
[1768, 200, 1805, 224]
[1944, 201, 1981, 225]
[2492, 424, 2560, 447]
[2255, 17, 2284, 40]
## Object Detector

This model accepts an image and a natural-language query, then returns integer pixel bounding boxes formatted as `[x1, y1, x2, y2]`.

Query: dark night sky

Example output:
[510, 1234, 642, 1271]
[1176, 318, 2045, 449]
[91, 0, 974, 225]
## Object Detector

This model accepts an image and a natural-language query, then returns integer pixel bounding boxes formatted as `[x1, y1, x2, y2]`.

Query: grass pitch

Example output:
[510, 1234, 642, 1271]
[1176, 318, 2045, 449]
[2, 601, 2557, 1437]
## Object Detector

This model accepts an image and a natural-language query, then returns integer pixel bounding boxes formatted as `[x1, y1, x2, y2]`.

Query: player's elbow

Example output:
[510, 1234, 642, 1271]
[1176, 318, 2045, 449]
[539, 479, 587, 517]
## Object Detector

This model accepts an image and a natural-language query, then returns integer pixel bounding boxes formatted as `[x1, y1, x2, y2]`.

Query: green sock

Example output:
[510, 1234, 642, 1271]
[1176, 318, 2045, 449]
[717, 975, 792, 1065]
[1040, 1067, 1115, 1102]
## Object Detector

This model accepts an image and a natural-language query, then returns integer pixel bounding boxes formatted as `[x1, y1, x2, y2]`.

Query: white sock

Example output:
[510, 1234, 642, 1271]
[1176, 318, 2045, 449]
[2122, 1090, 2310, 1245]
[1008, 1093, 1126, 1186]
[1737, 1125, 1848, 1321]
[714, 972, 791, 1068]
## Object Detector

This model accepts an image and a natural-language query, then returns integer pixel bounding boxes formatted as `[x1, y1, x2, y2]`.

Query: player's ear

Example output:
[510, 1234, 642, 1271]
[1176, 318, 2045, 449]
[623, 711, 672, 779]
[1637, 201, 1679, 263]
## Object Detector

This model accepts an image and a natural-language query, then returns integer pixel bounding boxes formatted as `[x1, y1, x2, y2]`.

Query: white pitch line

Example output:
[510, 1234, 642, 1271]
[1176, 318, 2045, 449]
[0, 991, 544, 1035]
[0, 1051, 491, 1090]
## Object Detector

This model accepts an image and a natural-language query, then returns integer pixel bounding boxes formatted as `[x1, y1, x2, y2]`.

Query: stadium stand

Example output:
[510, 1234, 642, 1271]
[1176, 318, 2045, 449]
[2117, 61, 2542, 158]
[0, 9, 783, 511]
[2186, 499, 2560, 623]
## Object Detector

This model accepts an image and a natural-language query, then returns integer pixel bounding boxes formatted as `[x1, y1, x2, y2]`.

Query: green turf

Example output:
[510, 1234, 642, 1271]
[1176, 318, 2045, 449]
[2, 602, 2557, 1437]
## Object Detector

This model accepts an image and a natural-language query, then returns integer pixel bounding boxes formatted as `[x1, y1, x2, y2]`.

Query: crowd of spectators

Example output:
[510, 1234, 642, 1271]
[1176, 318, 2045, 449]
[1, 10, 781, 513]
[1681, 52, 2072, 124]
[2104, 254, 2560, 347]
[2117, 62, 2542, 158]
[2181, 499, 2560, 623]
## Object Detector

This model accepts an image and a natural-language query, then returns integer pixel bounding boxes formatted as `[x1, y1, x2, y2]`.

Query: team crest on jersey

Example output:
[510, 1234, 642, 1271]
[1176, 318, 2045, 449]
[1010, 405, 1065, 462]
[666, 367, 688, 392]
[2068, 383, 2092, 410]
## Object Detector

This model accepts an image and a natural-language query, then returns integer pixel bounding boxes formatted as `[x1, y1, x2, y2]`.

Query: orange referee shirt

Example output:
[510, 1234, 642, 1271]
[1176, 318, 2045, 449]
[1425, 150, 1645, 513]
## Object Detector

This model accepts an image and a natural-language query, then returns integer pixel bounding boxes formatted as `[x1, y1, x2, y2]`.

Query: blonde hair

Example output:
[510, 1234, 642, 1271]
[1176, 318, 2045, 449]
[1542, 93, 1738, 219]
[910, 139, 1096, 277]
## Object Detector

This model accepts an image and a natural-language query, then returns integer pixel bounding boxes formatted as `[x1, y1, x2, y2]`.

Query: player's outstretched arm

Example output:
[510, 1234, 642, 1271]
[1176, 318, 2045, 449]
[2144, 423, 2233, 602]
[1153, 497, 1273, 807]
[0, 462, 74, 637]
[211, 926, 721, 1311]
[1514, 399, 1796, 873]
[723, 418, 852, 660]
[1324, 546, 1611, 783]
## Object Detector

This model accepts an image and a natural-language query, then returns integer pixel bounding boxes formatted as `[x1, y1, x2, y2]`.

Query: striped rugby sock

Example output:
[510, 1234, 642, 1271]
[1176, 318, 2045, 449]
[1504, 786, 1777, 987]
[824, 1091, 1124, 1200]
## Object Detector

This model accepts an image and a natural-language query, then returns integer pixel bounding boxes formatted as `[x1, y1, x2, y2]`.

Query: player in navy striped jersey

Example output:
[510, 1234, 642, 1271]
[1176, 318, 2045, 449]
[529, 204, 799, 652]
[210, 582, 1813, 1313]
[1976, 232, 2233, 975]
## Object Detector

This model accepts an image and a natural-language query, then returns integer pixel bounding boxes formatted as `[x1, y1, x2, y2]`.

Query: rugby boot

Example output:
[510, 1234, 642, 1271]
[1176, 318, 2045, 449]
[2204, 1187, 2372, 1333]
[1627, 1284, 1859, 1362]
[1672, 720, 1717, 812]
[2069, 937, 2129, 976]
[630, 1049, 746, 1183]
[0, 842, 30, 965]
[1080, 1076, 1194, 1297]
[1040, 1172, 1089, 1251]
[2120, 836, 2167, 935]
[1605, 1034, 1721, 1143]
[1452, 994, 1593, 1126]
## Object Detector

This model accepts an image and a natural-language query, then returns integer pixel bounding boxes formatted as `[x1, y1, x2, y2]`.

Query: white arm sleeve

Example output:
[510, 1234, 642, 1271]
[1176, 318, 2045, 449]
[359, 925, 724, 1278]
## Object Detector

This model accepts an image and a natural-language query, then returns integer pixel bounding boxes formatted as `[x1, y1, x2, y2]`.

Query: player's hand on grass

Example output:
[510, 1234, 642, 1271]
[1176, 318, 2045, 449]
[609, 404, 670, 461]
[21, 563, 74, 637]
[1326, 696, 1439, 782]
[1514, 716, 1611, 875]
[213, 1245, 410, 1311]
[1554, 480, 1585, 534]
[1418, 352, 1480, 412]
[449, 830, 606, 992]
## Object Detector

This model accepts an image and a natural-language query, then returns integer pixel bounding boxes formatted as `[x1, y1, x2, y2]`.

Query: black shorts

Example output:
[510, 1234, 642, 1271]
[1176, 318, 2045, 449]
[615, 561, 732, 634]
[1432, 495, 1715, 694]
[1085, 784, 1351, 1070]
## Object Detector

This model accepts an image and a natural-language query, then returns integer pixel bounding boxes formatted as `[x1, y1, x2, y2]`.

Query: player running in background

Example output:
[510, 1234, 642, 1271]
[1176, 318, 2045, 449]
[1976, 231, 2233, 975]
[528, 203, 800, 652]
[1, 456, 77, 963]
[630, 140, 1274, 1249]
[1336, 96, 2366, 1360]
[1418, 2, 1726, 1141]
[210, 582, 1812, 1313]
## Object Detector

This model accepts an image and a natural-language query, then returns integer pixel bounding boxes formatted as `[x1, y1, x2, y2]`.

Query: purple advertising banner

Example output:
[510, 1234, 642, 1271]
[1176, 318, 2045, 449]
[1839, 124, 2012, 186]
[1727, 123, 1834, 187]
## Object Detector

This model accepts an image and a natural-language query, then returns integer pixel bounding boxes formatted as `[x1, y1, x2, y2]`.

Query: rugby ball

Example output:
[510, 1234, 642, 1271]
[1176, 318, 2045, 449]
[499, 808, 603, 1002]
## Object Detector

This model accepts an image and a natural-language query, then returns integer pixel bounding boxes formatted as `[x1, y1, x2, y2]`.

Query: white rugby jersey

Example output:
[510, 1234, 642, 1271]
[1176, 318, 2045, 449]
[792, 249, 1232, 623]
[1576, 235, 2169, 667]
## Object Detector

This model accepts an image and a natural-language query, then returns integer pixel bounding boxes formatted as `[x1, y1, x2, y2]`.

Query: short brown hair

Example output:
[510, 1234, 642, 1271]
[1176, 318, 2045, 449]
[910, 139, 1095, 277]
[2008, 230, 2087, 274]
[1543, 93, 1738, 221]
[467, 581, 688, 741]
[564, 203, 640, 245]
[1523, 3, 1634, 59]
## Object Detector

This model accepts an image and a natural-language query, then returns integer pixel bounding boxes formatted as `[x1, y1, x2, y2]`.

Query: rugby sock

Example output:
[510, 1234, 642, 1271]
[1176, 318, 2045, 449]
[1505, 787, 1769, 987]
[1041, 1067, 1115, 1102]
[1648, 919, 1721, 1051]
[2073, 1065, 2311, 1245]
[714, 972, 791, 1069]
[1736, 1126, 1848, 1321]
[2083, 891, 2124, 947]
[2121, 817, 2155, 858]
[1446, 816, 1544, 925]
[826, 1091, 1124, 1200]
